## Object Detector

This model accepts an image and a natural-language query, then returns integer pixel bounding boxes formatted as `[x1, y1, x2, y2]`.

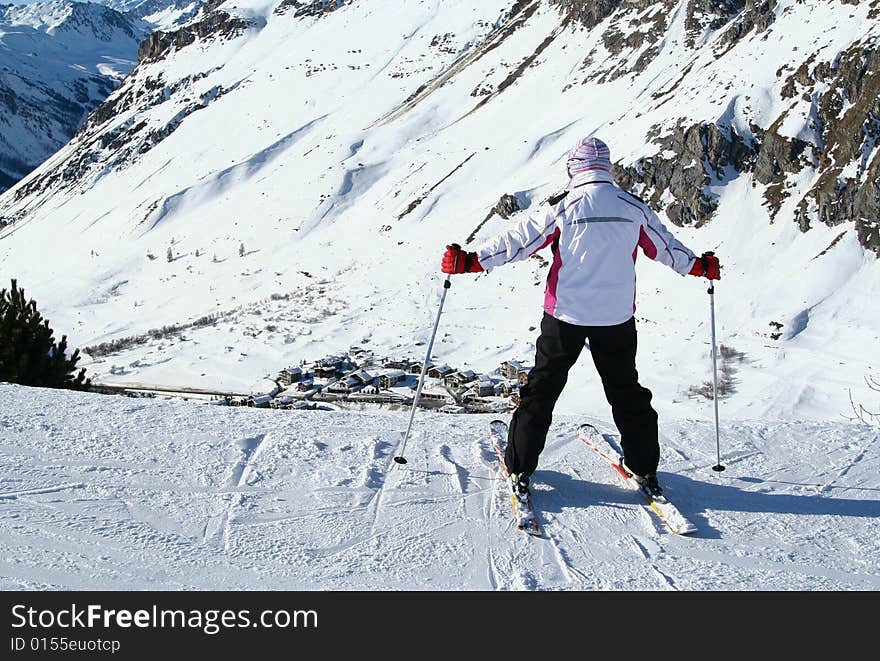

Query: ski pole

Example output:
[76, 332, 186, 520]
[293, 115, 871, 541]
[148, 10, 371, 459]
[706, 252, 725, 472]
[393, 244, 459, 465]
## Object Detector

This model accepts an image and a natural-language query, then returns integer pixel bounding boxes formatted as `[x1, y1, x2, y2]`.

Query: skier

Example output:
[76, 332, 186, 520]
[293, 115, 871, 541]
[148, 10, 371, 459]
[440, 136, 721, 505]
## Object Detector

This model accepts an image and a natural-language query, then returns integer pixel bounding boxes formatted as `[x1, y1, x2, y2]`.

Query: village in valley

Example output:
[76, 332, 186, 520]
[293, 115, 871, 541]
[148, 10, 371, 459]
[233, 346, 531, 414]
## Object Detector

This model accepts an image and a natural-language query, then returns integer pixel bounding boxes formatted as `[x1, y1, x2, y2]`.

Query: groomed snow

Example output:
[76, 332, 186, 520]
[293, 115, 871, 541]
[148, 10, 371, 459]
[1, 383, 877, 590]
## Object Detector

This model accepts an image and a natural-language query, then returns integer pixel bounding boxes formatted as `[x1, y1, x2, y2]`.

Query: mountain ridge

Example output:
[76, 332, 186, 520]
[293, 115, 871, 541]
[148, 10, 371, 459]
[0, 0, 206, 193]
[0, 0, 877, 423]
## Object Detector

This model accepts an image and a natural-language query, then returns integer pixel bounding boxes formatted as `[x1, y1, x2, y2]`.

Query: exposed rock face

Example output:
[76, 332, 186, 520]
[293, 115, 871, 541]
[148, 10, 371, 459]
[274, 0, 350, 17]
[714, 0, 776, 57]
[493, 193, 522, 220]
[0, 2, 144, 192]
[550, 0, 621, 28]
[576, 0, 879, 254]
[555, 0, 780, 83]
[466, 193, 526, 244]
[553, 0, 676, 82]
[751, 124, 814, 218]
[615, 122, 756, 227]
[138, 4, 249, 63]
[791, 41, 880, 251]
[613, 101, 874, 249]
[7, 2, 250, 203]
[685, 0, 745, 47]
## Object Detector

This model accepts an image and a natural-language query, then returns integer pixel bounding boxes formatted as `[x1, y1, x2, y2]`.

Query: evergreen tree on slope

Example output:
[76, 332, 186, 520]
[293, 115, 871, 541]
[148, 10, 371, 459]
[0, 279, 89, 389]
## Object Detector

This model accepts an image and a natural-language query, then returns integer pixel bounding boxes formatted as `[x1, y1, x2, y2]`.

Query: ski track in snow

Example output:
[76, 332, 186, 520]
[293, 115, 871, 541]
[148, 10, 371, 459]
[203, 432, 270, 549]
[818, 433, 879, 495]
[0, 482, 85, 499]
[1, 384, 879, 590]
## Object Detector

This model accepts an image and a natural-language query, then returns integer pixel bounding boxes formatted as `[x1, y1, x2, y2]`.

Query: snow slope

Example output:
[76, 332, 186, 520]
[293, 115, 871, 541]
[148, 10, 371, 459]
[105, 0, 202, 30]
[0, 1, 206, 193]
[0, 0, 878, 423]
[0, 1, 144, 190]
[1, 383, 878, 590]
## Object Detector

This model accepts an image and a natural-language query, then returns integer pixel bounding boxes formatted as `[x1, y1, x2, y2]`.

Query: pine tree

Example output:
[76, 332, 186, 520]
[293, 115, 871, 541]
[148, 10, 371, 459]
[167, 247, 173, 262]
[0, 280, 89, 389]
[239, 242, 245, 257]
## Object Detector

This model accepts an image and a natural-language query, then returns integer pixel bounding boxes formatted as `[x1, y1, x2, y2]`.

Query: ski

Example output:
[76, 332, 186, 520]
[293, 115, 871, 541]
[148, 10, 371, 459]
[488, 419, 541, 536]
[577, 423, 697, 535]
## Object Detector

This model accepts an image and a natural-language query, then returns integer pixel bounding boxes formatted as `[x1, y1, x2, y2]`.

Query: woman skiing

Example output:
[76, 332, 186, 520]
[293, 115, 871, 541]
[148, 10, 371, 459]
[440, 136, 721, 506]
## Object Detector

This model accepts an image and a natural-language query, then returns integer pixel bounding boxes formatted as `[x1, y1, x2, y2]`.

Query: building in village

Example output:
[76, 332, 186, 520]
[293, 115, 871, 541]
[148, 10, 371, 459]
[417, 391, 453, 406]
[248, 393, 274, 408]
[326, 369, 374, 395]
[250, 349, 531, 413]
[494, 381, 513, 396]
[444, 369, 477, 389]
[325, 378, 356, 395]
[427, 364, 455, 379]
[297, 378, 315, 392]
[467, 377, 496, 398]
[349, 346, 369, 359]
[279, 367, 303, 385]
[313, 354, 346, 378]
[383, 358, 415, 371]
[501, 360, 530, 385]
[377, 369, 407, 389]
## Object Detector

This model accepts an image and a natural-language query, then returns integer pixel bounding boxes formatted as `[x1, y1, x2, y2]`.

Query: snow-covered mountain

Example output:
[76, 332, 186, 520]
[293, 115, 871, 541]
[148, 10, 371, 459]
[0, 0, 206, 194]
[0, 0, 145, 191]
[105, 0, 203, 30]
[0, 0, 878, 423]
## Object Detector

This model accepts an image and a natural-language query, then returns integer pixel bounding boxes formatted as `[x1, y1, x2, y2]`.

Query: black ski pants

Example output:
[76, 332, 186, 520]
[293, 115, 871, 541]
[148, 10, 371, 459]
[505, 313, 659, 478]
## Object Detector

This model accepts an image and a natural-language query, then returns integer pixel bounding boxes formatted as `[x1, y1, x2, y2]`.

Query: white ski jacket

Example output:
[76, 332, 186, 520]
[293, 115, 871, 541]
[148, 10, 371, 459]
[475, 170, 698, 326]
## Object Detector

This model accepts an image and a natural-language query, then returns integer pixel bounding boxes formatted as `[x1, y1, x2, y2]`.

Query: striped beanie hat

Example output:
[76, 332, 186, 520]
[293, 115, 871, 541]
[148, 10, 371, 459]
[566, 136, 612, 176]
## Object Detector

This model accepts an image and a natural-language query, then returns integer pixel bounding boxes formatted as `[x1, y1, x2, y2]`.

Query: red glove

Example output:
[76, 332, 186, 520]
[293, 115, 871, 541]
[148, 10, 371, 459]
[441, 245, 483, 274]
[689, 252, 721, 280]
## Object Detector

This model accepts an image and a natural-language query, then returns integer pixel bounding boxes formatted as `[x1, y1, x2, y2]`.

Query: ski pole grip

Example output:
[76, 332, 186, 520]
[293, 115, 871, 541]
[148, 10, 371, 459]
[450, 243, 462, 274]
[703, 251, 716, 291]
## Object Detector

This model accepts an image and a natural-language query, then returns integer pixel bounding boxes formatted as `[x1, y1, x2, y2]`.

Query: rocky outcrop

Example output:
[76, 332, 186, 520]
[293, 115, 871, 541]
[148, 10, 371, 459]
[492, 193, 522, 219]
[713, 0, 777, 54]
[0, 2, 144, 192]
[466, 193, 525, 244]
[138, 3, 249, 63]
[11, 70, 235, 203]
[556, 0, 779, 82]
[751, 123, 814, 217]
[616, 35, 880, 254]
[790, 40, 880, 251]
[550, 0, 621, 28]
[274, 0, 349, 18]
[685, 0, 745, 47]
[614, 122, 756, 227]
